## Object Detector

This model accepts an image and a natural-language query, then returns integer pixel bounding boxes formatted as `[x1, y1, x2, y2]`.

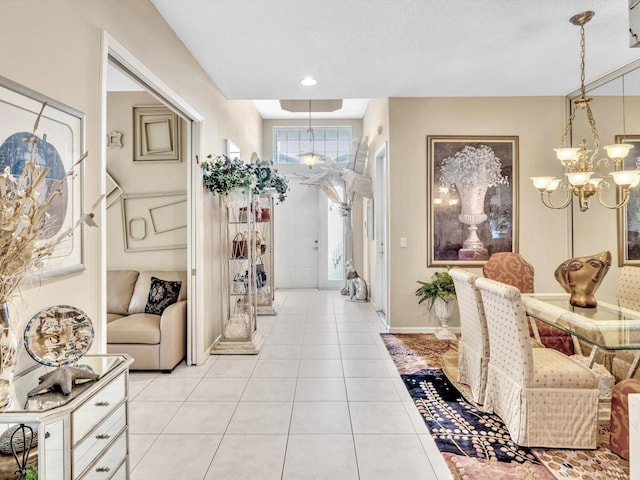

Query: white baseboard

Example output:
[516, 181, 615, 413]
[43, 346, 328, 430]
[388, 327, 461, 334]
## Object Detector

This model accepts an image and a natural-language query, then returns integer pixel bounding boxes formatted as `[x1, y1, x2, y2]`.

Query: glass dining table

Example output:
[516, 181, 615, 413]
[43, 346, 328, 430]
[522, 293, 640, 379]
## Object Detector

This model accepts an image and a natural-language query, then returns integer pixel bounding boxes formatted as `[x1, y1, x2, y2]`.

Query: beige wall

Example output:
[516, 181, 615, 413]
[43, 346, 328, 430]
[361, 99, 390, 307]
[378, 96, 572, 330]
[106, 92, 188, 270]
[0, 0, 262, 367]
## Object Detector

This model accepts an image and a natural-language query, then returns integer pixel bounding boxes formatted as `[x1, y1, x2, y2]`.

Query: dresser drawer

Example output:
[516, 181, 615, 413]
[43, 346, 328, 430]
[77, 431, 127, 480]
[109, 461, 128, 480]
[73, 403, 126, 477]
[73, 374, 126, 445]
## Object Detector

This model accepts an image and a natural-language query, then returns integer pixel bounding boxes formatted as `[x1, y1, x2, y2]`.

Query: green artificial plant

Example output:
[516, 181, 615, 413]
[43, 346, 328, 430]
[415, 270, 456, 310]
[201, 155, 289, 203]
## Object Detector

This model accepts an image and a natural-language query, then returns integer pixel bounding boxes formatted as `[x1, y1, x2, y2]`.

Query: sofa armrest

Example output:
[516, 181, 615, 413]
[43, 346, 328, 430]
[158, 300, 187, 371]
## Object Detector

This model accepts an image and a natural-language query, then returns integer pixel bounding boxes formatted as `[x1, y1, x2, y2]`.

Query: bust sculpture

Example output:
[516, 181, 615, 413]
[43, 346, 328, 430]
[554, 250, 612, 308]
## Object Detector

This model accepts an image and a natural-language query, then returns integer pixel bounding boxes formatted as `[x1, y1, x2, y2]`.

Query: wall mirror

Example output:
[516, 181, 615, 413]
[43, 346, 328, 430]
[569, 59, 640, 291]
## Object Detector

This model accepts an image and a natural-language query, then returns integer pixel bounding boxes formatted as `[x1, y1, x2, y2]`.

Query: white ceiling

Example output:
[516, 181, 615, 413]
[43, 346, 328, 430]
[149, 0, 640, 119]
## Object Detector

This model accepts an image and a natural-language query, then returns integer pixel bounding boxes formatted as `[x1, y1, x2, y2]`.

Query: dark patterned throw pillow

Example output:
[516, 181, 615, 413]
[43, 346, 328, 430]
[144, 277, 182, 315]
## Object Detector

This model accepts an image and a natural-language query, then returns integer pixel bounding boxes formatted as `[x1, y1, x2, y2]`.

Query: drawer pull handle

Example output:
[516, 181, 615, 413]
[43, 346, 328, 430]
[95, 433, 111, 440]
[95, 466, 111, 473]
[95, 401, 110, 407]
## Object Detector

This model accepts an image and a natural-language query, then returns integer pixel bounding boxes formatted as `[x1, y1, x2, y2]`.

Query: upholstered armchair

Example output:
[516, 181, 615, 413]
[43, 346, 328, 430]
[482, 252, 574, 355]
[450, 268, 490, 406]
[476, 277, 599, 448]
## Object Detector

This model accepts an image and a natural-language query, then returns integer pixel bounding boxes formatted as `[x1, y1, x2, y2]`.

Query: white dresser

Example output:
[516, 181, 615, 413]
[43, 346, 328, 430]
[0, 354, 132, 479]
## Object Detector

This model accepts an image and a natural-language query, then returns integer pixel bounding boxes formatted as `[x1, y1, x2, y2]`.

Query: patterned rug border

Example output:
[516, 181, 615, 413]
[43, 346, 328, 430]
[380, 333, 630, 480]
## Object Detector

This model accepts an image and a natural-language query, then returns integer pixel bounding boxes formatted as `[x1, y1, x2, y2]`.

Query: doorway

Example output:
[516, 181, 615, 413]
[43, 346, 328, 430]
[274, 177, 320, 288]
[102, 34, 206, 364]
[274, 174, 344, 290]
[374, 142, 389, 326]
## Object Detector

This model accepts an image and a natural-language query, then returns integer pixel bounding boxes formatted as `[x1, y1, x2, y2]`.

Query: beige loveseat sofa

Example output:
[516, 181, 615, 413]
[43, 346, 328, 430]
[106, 270, 187, 372]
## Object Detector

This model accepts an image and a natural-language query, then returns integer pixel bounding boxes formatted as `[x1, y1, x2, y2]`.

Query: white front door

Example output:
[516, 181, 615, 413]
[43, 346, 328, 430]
[275, 177, 320, 288]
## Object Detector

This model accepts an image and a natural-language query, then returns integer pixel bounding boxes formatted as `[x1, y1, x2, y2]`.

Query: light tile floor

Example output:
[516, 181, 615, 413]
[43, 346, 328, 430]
[128, 289, 453, 480]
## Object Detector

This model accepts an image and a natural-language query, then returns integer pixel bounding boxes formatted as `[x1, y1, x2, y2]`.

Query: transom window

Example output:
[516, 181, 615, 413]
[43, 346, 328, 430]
[273, 126, 352, 164]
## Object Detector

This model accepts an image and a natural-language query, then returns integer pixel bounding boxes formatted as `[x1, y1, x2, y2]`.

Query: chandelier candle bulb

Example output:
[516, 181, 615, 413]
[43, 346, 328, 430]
[611, 170, 640, 188]
[565, 171, 593, 186]
[554, 147, 580, 163]
[604, 143, 634, 160]
[531, 176, 555, 191]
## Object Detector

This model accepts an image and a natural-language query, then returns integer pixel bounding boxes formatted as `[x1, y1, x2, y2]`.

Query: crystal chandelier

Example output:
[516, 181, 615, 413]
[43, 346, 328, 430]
[298, 100, 323, 168]
[530, 11, 640, 212]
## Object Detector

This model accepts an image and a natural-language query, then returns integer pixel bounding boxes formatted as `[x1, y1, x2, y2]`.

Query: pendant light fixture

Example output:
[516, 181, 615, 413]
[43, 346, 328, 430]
[530, 11, 640, 212]
[298, 100, 322, 168]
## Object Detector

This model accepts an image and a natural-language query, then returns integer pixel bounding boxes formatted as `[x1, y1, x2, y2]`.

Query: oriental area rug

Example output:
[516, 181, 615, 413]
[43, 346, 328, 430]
[381, 333, 630, 480]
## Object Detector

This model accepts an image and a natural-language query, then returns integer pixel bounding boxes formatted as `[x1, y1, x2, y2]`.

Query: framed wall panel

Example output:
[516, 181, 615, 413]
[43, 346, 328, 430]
[121, 191, 187, 251]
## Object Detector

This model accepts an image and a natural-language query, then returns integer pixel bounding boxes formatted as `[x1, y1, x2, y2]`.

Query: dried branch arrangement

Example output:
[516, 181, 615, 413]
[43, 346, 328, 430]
[0, 103, 88, 303]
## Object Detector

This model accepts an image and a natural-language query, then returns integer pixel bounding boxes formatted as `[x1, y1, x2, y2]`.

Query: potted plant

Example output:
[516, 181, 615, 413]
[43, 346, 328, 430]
[201, 155, 289, 203]
[201, 155, 253, 198]
[416, 270, 457, 339]
[251, 159, 290, 203]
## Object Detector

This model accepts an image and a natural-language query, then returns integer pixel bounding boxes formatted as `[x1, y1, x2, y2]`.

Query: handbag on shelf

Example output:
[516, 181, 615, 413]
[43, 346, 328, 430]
[231, 232, 248, 259]
[256, 258, 267, 288]
[239, 205, 263, 223]
[260, 208, 270, 222]
[253, 230, 267, 256]
[238, 207, 248, 223]
[232, 273, 246, 294]
[257, 286, 271, 306]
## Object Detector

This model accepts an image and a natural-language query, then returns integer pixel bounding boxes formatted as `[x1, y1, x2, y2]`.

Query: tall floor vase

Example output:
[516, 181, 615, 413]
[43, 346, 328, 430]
[0, 303, 18, 408]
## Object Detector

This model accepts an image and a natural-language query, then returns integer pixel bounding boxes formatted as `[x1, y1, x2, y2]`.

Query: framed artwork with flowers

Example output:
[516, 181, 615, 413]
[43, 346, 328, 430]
[427, 135, 519, 267]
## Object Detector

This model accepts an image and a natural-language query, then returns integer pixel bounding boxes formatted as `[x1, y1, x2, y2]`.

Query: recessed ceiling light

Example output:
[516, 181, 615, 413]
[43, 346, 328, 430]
[300, 77, 317, 86]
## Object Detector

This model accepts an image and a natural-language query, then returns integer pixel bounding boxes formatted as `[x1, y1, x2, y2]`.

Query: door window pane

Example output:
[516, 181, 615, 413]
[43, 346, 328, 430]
[327, 198, 344, 281]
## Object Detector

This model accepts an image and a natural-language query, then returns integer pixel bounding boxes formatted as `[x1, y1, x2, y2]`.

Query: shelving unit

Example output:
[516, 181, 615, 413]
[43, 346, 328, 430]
[256, 193, 277, 315]
[211, 192, 263, 354]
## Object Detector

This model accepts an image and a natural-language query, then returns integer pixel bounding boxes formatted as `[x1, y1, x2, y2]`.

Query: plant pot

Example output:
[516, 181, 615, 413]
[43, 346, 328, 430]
[433, 297, 456, 340]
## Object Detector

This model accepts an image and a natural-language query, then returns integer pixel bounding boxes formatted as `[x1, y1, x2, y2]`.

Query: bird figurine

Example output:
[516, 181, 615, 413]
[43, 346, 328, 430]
[26, 365, 99, 397]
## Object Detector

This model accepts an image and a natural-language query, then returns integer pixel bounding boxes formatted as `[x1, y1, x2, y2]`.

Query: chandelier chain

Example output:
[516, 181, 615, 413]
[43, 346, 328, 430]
[579, 25, 586, 96]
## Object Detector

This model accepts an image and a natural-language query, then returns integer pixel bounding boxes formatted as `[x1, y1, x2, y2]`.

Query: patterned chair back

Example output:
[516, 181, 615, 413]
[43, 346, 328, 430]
[482, 252, 534, 293]
[450, 268, 489, 356]
[475, 277, 534, 386]
[616, 266, 640, 310]
[450, 268, 490, 404]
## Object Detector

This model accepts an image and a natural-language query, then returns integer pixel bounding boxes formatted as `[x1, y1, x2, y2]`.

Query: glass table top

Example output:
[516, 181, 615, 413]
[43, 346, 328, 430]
[522, 293, 640, 350]
[1, 355, 127, 414]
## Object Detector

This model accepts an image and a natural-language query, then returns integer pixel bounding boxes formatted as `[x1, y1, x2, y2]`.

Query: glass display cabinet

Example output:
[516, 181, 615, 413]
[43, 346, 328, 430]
[211, 192, 263, 354]
[256, 193, 276, 316]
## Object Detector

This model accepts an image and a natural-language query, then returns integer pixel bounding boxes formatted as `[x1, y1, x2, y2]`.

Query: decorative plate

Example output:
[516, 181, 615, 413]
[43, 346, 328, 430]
[24, 305, 94, 367]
